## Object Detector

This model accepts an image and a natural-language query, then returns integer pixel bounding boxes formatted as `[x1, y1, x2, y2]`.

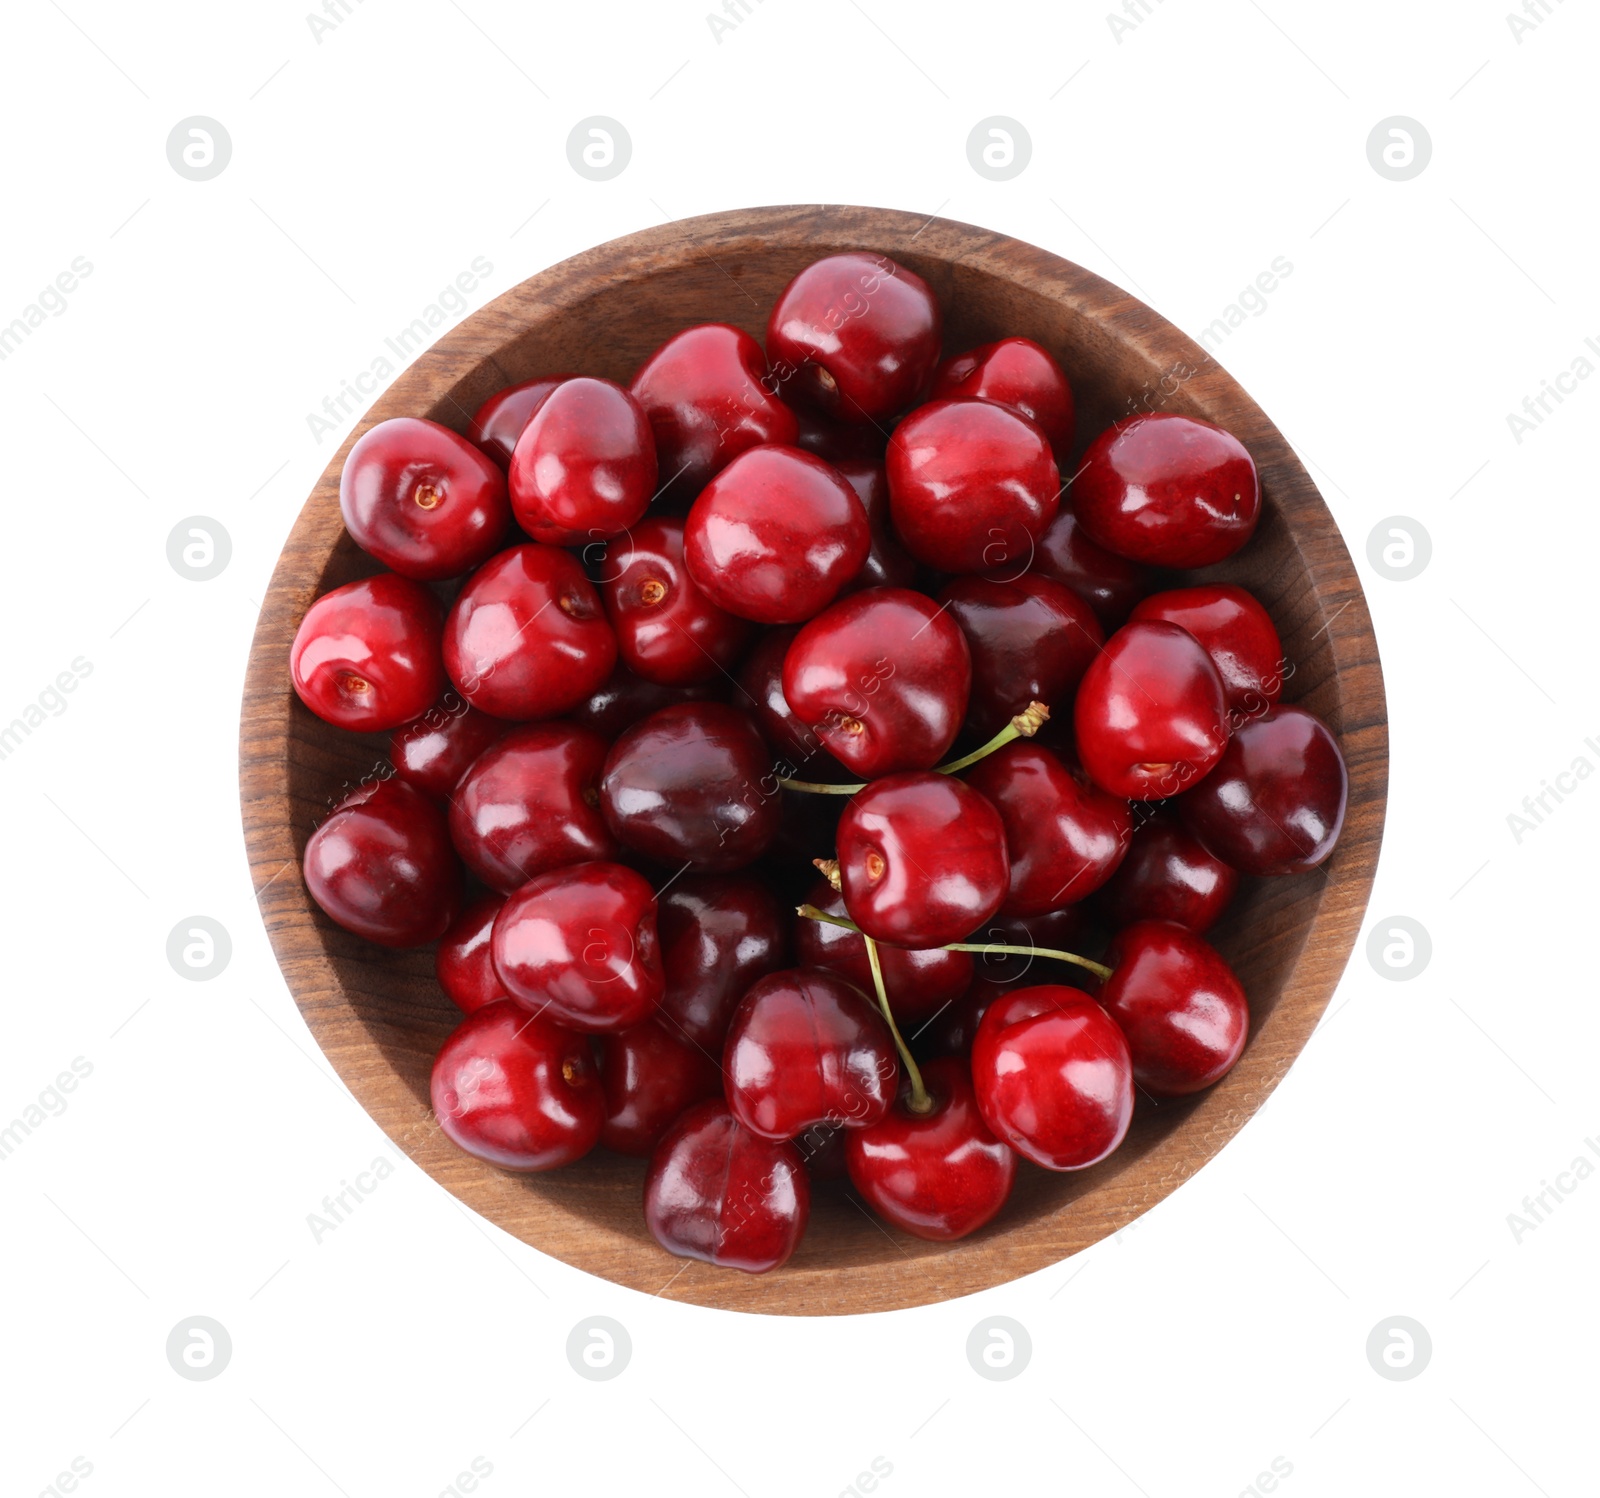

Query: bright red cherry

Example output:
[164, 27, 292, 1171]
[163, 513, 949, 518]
[832, 456, 916, 593]
[645, 1100, 809, 1273]
[766, 251, 941, 424]
[598, 1018, 723, 1156]
[1027, 506, 1156, 631]
[1178, 705, 1348, 875]
[291, 573, 445, 732]
[443, 543, 617, 721]
[1075, 620, 1229, 800]
[1096, 810, 1238, 933]
[571, 665, 721, 740]
[931, 337, 1075, 456]
[339, 417, 511, 580]
[782, 588, 971, 777]
[938, 573, 1102, 737]
[431, 1001, 602, 1171]
[491, 861, 663, 1032]
[629, 322, 799, 494]
[468, 375, 572, 468]
[723, 969, 898, 1140]
[1132, 584, 1284, 722]
[966, 742, 1131, 915]
[601, 515, 752, 686]
[1100, 920, 1249, 1095]
[887, 399, 1059, 575]
[303, 779, 459, 947]
[1073, 412, 1260, 567]
[845, 1057, 1016, 1240]
[837, 772, 1009, 949]
[436, 892, 510, 1013]
[656, 874, 787, 1052]
[971, 985, 1133, 1170]
[448, 722, 617, 892]
[508, 376, 657, 545]
[683, 445, 870, 624]
[389, 695, 505, 801]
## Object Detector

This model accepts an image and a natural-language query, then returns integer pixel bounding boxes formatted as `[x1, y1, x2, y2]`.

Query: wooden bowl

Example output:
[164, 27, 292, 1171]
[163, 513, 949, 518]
[240, 205, 1386, 1314]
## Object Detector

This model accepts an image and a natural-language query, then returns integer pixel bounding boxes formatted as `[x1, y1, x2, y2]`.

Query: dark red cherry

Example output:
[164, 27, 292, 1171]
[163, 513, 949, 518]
[339, 417, 511, 580]
[598, 1017, 723, 1156]
[448, 722, 617, 892]
[887, 399, 1059, 575]
[468, 375, 573, 469]
[1073, 412, 1260, 567]
[291, 573, 445, 732]
[794, 879, 973, 1027]
[599, 702, 780, 871]
[832, 455, 916, 594]
[436, 891, 510, 1013]
[845, 1056, 1016, 1241]
[645, 1100, 809, 1273]
[1131, 583, 1285, 723]
[1075, 620, 1229, 800]
[931, 337, 1075, 457]
[971, 985, 1133, 1170]
[1178, 705, 1348, 875]
[571, 665, 721, 740]
[792, 407, 887, 465]
[1100, 920, 1249, 1095]
[443, 543, 617, 721]
[737, 627, 840, 774]
[432, 1000, 602, 1171]
[303, 779, 458, 947]
[782, 588, 971, 777]
[1096, 810, 1238, 933]
[837, 772, 1009, 949]
[938, 573, 1103, 737]
[508, 376, 657, 545]
[962, 906, 1099, 991]
[390, 695, 505, 801]
[629, 322, 799, 494]
[1028, 506, 1156, 631]
[791, 1119, 849, 1180]
[601, 515, 752, 686]
[723, 968, 897, 1139]
[765, 251, 941, 424]
[683, 445, 870, 624]
[655, 874, 787, 1052]
[921, 974, 1007, 1058]
[966, 742, 1131, 916]
[491, 861, 663, 1032]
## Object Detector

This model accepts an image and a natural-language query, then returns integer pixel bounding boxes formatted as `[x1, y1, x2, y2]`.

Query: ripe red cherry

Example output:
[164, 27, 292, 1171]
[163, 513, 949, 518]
[970, 985, 1133, 1170]
[1028, 506, 1156, 631]
[931, 337, 1075, 456]
[1132, 584, 1284, 721]
[724, 968, 898, 1139]
[443, 543, 617, 720]
[656, 874, 787, 1052]
[782, 588, 971, 777]
[601, 515, 751, 686]
[303, 780, 458, 947]
[448, 722, 617, 892]
[1075, 620, 1229, 800]
[966, 742, 1131, 915]
[845, 1057, 1016, 1240]
[837, 772, 1009, 948]
[887, 399, 1060, 574]
[921, 975, 1007, 1058]
[794, 878, 974, 1026]
[766, 251, 941, 424]
[938, 574, 1102, 737]
[1100, 920, 1249, 1095]
[1073, 412, 1260, 567]
[571, 665, 721, 740]
[1097, 810, 1238, 933]
[737, 627, 839, 773]
[600, 702, 780, 871]
[645, 1100, 809, 1273]
[389, 695, 505, 801]
[832, 456, 917, 594]
[436, 892, 510, 1013]
[491, 861, 663, 1032]
[291, 573, 445, 732]
[508, 376, 657, 544]
[629, 322, 799, 494]
[1178, 705, 1348, 875]
[468, 375, 572, 468]
[964, 906, 1098, 990]
[683, 445, 870, 624]
[339, 417, 511, 579]
[431, 1001, 602, 1171]
[598, 1018, 723, 1156]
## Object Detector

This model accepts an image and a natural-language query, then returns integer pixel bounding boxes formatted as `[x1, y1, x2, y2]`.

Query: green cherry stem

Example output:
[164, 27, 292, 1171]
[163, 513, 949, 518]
[862, 930, 933, 1115]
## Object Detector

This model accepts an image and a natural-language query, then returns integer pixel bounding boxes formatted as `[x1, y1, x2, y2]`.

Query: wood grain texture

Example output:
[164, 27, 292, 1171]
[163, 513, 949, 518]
[239, 205, 1388, 1314]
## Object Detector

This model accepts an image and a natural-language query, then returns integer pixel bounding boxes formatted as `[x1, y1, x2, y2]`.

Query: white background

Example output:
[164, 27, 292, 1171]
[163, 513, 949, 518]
[2, 1, 1596, 1494]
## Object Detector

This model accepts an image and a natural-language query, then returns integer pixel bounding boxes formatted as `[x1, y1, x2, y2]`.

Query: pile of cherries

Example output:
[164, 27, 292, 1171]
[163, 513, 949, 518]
[289, 249, 1349, 1274]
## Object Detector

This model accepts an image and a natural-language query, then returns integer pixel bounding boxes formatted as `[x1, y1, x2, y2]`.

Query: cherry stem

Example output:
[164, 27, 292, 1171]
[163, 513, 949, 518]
[862, 931, 933, 1115]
